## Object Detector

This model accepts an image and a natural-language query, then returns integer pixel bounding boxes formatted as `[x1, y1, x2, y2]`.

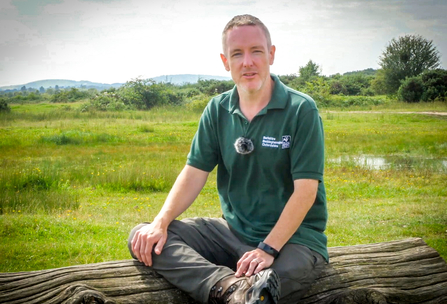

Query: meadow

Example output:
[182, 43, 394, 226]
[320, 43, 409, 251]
[1, 101, 446, 272]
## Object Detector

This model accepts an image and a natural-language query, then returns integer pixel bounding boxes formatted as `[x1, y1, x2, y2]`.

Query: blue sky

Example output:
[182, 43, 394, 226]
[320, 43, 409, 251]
[1, 0, 446, 86]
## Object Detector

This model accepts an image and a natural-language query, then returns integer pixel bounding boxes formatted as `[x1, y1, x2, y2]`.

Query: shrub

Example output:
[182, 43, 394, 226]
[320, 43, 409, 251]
[51, 88, 94, 103]
[0, 99, 11, 112]
[329, 80, 347, 95]
[398, 76, 425, 103]
[196, 79, 234, 95]
[421, 69, 447, 101]
[185, 94, 210, 112]
[300, 77, 332, 107]
[84, 79, 185, 111]
[119, 78, 169, 110]
[82, 92, 130, 112]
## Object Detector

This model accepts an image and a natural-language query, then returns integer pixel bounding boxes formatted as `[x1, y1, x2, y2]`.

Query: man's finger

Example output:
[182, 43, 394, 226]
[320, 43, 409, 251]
[245, 258, 261, 276]
[235, 259, 249, 277]
[253, 261, 265, 275]
[154, 235, 166, 255]
[131, 234, 142, 261]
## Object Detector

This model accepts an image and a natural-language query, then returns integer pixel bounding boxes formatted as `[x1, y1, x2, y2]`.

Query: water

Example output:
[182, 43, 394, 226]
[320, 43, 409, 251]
[329, 155, 447, 171]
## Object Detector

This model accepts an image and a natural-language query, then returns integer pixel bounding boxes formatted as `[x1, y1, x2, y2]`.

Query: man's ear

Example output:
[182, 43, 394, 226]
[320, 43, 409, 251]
[220, 53, 230, 71]
[269, 45, 276, 65]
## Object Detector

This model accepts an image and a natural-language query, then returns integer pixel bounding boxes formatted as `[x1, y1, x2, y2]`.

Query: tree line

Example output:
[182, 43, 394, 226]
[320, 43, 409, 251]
[1, 34, 445, 113]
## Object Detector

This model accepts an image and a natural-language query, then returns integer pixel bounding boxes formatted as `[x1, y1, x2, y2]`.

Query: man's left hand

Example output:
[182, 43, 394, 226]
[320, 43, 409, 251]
[235, 248, 274, 277]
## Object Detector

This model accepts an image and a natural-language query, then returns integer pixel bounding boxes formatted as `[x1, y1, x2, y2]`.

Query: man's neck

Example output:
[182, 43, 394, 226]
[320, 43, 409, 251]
[238, 77, 274, 122]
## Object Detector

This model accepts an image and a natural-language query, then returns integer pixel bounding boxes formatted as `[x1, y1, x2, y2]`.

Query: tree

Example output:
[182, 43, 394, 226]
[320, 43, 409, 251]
[290, 60, 322, 90]
[379, 34, 441, 94]
[370, 69, 388, 95]
[299, 60, 321, 82]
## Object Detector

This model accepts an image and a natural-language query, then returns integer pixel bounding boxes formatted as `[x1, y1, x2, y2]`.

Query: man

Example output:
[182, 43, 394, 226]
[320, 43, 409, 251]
[129, 14, 328, 304]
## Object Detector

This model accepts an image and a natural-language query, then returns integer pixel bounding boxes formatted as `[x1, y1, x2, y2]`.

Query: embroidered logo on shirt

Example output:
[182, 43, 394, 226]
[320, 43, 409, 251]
[282, 135, 291, 149]
[261, 136, 291, 149]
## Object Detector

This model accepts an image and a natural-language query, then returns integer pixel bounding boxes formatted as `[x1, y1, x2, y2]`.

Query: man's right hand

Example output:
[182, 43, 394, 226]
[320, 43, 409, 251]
[130, 165, 209, 267]
[131, 221, 167, 267]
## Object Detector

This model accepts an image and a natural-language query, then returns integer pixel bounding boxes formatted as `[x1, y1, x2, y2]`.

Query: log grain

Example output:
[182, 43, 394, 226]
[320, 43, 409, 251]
[1, 238, 446, 304]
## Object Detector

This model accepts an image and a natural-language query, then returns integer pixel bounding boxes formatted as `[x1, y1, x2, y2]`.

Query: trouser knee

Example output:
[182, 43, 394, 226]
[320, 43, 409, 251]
[272, 244, 326, 300]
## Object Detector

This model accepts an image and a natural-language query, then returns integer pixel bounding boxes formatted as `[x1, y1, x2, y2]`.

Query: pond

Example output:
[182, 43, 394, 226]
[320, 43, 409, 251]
[328, 155, 447, 172]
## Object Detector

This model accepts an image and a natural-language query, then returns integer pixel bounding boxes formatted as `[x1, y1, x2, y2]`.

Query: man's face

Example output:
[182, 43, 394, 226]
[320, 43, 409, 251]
[221, 25, 275, 96]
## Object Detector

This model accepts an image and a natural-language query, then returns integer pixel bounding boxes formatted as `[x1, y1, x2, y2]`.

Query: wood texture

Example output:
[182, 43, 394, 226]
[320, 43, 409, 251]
[1, 238, 446, 304]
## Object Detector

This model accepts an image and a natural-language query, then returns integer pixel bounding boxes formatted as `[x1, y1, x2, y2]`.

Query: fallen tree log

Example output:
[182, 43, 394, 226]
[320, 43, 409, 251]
[0, 238, 446, 304]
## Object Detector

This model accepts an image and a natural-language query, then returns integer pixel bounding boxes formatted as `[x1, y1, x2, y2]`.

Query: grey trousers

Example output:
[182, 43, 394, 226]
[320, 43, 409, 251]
[128, 217, 326, 304]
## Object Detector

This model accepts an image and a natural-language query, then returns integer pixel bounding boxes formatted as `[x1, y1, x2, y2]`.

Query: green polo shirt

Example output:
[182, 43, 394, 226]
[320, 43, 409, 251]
[187, 74, 328, 261]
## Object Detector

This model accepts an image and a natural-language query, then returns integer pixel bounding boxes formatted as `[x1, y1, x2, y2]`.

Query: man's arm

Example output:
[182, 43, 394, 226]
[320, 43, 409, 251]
[131, 165, 209, 266]
[236, 178, 318, 277]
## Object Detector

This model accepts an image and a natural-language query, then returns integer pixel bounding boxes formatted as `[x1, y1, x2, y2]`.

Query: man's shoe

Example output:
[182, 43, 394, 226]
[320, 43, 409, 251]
[209, 269, 280, 304]
[245, 269, 280, 304]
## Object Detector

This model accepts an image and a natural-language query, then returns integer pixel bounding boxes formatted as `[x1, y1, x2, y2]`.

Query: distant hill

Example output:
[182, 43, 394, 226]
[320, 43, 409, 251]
[0, 79, 123, 92]
[151, 74, 231, 85]
[0, 74, 231, 92]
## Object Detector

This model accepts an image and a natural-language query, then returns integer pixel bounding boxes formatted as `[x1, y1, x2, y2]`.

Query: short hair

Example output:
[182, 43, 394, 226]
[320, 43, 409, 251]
[222, 14, 272, 54]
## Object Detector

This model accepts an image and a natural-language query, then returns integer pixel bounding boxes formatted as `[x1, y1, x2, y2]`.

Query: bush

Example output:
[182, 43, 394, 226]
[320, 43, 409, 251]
[119, 78, 171, 110]
[185, 94, 210, 112]
[421, 69, 447, 101]
[196, 79, 234, 95]
[82, 92, 130, 112]
[398, 76, 425, 103]
[51, 88, 94, 103]
[0, 99, 11, 112]
[300, 77, 332, 107]
[83, 79, 185, 111]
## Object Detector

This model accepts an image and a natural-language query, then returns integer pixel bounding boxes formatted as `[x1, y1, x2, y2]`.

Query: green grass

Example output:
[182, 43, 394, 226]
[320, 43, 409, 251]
[0, 102, 446, 272]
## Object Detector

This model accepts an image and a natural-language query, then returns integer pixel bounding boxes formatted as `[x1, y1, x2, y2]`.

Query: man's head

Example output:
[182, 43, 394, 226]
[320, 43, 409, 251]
[221, 14, 272, 56]
[220, 14, 275, 96]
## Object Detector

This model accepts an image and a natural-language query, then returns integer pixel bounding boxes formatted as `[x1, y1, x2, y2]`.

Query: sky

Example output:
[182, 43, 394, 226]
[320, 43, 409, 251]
[1, 0, 446, 87]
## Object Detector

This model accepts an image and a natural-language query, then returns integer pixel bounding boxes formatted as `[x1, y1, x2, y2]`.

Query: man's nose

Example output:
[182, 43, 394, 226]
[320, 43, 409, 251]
[243, 53, 254, 67]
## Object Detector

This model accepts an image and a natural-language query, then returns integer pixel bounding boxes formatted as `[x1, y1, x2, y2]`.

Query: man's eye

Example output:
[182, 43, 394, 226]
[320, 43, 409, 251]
[232, 53, 241, 57]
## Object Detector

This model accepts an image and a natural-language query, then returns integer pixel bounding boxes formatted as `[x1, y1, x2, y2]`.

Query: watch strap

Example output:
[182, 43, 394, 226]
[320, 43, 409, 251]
[257, 242, 280, 258]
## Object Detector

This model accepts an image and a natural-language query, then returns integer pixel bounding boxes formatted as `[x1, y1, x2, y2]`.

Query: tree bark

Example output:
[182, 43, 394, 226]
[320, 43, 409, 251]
[0, 238, 446, 304]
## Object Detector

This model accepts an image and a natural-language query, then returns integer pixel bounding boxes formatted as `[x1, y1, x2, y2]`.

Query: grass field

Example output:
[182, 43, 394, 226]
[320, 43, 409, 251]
[1, 101, 446, 272]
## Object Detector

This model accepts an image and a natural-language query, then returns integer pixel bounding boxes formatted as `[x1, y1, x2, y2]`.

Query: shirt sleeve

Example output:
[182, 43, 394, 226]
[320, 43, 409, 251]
[186, 103, 220, 172]
[290, 104, 325, 182]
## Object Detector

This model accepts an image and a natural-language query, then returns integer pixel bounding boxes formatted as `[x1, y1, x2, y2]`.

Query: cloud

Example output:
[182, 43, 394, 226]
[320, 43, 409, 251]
[0, 0, 446, 86]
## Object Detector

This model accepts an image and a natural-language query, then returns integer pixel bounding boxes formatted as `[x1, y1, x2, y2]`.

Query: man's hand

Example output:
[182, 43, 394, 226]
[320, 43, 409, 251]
[235, 248, 274, 277]
[131, 222, 167, 267]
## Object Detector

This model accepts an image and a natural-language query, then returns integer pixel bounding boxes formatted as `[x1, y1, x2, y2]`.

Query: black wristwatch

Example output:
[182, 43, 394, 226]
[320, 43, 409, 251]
[257, 242, 280, 258]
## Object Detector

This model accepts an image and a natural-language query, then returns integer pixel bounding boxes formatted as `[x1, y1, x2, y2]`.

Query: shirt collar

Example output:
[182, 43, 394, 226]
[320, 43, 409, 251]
[220, 74, 288, 116]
